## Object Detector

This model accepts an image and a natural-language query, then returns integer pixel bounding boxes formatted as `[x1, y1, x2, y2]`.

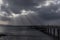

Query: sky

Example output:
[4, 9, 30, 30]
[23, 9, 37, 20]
[0, 0, 60, 25]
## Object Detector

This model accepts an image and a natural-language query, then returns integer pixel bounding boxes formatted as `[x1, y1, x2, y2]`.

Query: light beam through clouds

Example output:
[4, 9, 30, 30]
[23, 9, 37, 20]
[0, 0, 60, 25]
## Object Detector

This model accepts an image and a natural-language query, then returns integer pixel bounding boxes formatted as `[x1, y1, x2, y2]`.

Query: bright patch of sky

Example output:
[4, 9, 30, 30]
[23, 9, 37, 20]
[20, 10, 35, 15]
[7, 10, 35, 18]
[0, 0, 3, 4]
[0, 9, 35, 19]
[35, 0, 60, 8]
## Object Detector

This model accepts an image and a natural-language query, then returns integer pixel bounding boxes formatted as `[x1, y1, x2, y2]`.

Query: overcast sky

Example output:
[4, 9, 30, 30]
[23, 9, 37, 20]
[0, 0, 60, 25]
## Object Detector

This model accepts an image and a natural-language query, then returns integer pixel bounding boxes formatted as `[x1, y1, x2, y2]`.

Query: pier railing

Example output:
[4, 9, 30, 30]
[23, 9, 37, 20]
[32, 25, 60, 40]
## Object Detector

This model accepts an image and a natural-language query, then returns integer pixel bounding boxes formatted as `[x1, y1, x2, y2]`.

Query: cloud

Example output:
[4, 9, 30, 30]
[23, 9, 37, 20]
[0, 0, 60, 25]
[34, 0, 60, 25]
[0, 0, 3, 4]
[2, 0, 46, 14]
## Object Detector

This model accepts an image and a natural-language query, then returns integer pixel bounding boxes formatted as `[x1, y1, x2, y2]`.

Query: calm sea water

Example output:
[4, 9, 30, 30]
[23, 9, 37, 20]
[0, 26, 54, 40]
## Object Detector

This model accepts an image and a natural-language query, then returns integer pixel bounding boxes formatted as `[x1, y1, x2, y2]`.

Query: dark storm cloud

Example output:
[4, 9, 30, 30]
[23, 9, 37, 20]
[1, 0, 60, 25]
[2, 0, 46, 14]
[5, 0, 46, 6]
[34, 3, 60, 25]
[36, 4, 59, 20]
